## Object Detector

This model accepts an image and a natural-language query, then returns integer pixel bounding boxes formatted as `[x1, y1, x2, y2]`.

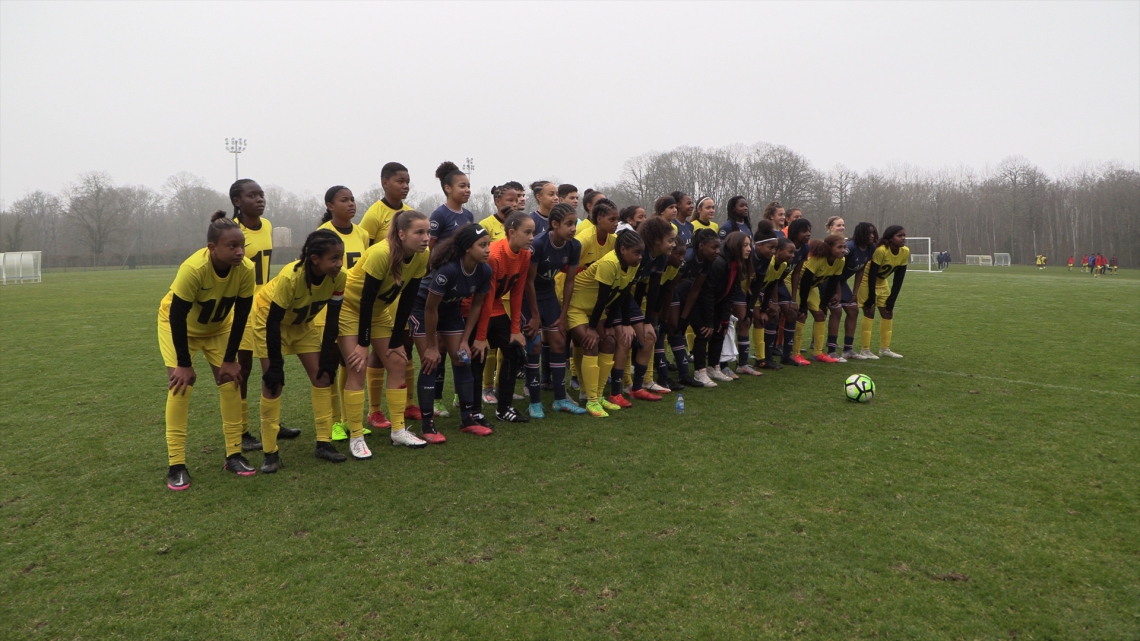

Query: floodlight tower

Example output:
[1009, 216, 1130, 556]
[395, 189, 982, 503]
[225, 138, 247, 180]
[463, 157, 475, 190]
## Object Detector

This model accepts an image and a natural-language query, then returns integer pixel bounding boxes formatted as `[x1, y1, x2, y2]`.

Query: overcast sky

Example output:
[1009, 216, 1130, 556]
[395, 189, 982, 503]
[1, 1, 1137, 205]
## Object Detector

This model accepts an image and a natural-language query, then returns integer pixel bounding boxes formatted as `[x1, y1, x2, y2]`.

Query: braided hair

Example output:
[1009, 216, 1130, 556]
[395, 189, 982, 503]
[295, 229, 344, 290]
[548, 203, 576, 226]
[787, 217, 812, 244]
[590, 197, 617, 224]
[852, 222, 878, 248]
[208, 210, 241, 243]
[614, 228, 645, 265]
[229, 179, 258, 220]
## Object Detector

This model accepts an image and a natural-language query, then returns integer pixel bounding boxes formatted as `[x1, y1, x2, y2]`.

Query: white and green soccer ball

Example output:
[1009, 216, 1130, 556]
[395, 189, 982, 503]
[845, 374, 875, 403]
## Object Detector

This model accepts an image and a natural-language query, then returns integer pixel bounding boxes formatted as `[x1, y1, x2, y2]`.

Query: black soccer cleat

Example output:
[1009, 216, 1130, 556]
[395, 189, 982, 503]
[680, 376, 708, 389]
[315, 442, 347, 463]
[260, 451, 281, 474]
[166, 464, 190, 491]
[495, 406, 530, 423]
[277, 423, 301, 440]
[241, 432, 263, 452]
[761, 355, 784, 371]
[223, 454, 257, 476]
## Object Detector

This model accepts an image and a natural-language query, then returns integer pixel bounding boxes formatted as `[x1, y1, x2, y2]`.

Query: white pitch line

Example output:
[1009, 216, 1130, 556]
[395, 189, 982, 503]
[856, 363, 1140, 399]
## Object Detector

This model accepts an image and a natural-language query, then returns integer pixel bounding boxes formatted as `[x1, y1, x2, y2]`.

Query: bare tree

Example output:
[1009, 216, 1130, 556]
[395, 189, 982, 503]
[65, 172, 130, 265]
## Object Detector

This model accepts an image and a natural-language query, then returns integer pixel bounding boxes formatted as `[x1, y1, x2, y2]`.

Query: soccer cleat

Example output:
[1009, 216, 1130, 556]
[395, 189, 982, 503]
[241, 432, 262, 452]
[277, 425, 301, 440]
[879, 348, 904, 359]
[389, 429, 426, 449]
[452, 394, 460, 408]
[631, 388, 662, 401]
[434, 401, 449, 418]
[166, 464, 190, 491]
[828, 352, 848, 363]
[735, 364, 763, 377]
[600, 397, 623, 411]
[585, 401, 609, 418]
[760, 356, 784, 370]
[693, 370, 717, 387]
[708, 367, 733, 382]
[552, 398, 588, 415]
[496, 406, 530, 423]
[858, 349, 879, 360]
[481, 388, 498, 404]
[223, 454, 257, 476]
[368, 411, 392, 429]
[791, 354, 812, 367]
[513, 392, 526, 401]
[570, 377, 580, 391]
[528, 402, 546, 419]
[680, 375, 706, 388]
[666, 378, 687, 391]
[813, 353, 840, 364]
[843, 348, 860, 360]
[314, 442, 347, 463]
[260, 451, 281, 474]
[607, 394, 633, 408]
[420, 421, 447, 445]
[460, 414, 494, 436]
[331, 422, 349, 441]
[405, 405, 423, 421]
[645, 381, 672, 394]
[350, 435, 374, 458]
[721, 366, 740, 380]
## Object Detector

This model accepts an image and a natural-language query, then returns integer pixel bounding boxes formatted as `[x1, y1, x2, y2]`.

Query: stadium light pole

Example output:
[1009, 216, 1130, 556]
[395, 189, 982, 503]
[225, 138, 247, 180]
[463, 157, 475, 185]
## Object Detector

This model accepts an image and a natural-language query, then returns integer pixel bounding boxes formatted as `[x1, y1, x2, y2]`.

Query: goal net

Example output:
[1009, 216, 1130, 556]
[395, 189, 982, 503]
[0, 251, 42, 284]
[905, 237, 942, 272]
[965, 255, 993, 266]
[993, 253, 1011, 267]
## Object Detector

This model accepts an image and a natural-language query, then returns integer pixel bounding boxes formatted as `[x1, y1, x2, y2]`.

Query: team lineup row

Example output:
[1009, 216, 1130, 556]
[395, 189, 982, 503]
[158, 161, 911, 491]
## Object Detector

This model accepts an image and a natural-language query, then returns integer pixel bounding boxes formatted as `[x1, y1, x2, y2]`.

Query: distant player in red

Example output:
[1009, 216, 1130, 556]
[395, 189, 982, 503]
[1067, 255, 1074, 271]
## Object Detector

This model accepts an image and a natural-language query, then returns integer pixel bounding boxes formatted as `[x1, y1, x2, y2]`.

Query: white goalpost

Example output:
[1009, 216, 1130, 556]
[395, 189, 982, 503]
[906, 237, 942, 272]
[0, 251, 42, 284]
[993, 253, 1011, 267]
[966, 254, 993, 266]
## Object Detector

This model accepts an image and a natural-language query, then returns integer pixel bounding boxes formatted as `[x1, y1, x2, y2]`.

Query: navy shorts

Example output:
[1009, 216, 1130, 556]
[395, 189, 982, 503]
[732, 288, 747, 305]
[409, 302, 466, 337]
[521, 296, 563, 331]
[626, 298, 646, 325]
[777, 281, 792, 304]
[838, 280, 856, 307]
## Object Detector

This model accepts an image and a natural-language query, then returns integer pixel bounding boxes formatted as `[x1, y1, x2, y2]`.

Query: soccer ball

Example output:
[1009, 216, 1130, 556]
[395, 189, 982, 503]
[845, 374, 875, 403]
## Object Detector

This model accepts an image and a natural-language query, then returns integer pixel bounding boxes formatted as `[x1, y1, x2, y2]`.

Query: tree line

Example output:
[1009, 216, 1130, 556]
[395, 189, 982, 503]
[2, 142, 1137, 267]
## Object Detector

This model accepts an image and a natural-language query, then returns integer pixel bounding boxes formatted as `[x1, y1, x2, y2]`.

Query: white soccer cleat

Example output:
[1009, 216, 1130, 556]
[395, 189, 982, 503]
[645, 381, 671, 394]
[694, 369, 718, 387]
[858, 349, 879, 360]
[481, 388, 498, 404]
[390, 428, 427, 449]
[708, 367, 733, 382]
[843, 349, 860, 360]
[348, 436, 373, 460]
[879, 348, 904, 359]
[829, 353, 848, 363]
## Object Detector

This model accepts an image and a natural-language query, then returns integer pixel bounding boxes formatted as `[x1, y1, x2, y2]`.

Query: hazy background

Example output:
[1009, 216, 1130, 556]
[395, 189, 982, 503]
[1, 1, 1137, 201]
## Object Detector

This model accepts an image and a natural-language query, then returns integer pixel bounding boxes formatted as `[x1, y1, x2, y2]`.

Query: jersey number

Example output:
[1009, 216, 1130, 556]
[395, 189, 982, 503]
[196, 296, 237, 325]
[250, 250, 273, 285]
[495, 274, 520, 297]
[291, 301, 328, 325]
[345, 252, 362, 269]
[377, 282, 402, 304]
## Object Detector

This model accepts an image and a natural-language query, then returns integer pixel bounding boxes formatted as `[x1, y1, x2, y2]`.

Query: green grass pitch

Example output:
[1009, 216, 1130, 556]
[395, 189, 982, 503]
[1, 265, 1137, 640]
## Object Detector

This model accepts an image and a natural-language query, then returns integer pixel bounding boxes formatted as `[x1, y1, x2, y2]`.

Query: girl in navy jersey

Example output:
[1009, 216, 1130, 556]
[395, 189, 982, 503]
[528, 180, 559, 236]
[429, 161, 474, 249]
[758, 237, 798, 371]
[623, 217, 677, 401]
[671, 191, 695, 249]
[671, 229, 722, 388]
[702, 231, 752, 382]
[522, 204, 588, 417]
[718, 196, 759, 376]
[837, 222, 877, 361]
[410, 224, 494, 441]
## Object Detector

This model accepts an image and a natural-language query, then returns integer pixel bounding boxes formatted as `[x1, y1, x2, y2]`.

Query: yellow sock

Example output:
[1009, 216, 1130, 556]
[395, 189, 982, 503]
[165, 385, 193, 466]
[686, 327, 695, 353]
[597, 353, 615, 400]
[571, 345, 583, 383]
[752, 327, 765, 360]
[218, 381, 244, 457]
[312, 386, 334, 442]
[386, 386, 408, 432]
[793, 321, 805, 353]
[582, 354, 600, 403]
[331, 365, 346, 423]
[880, 318, 893, 350]
[259, 395, 280, 454]
[861, 316, 874, 351]
[812, 320, 827, 356]
[366, 367, 385, 413]
[483, 350, 498, 389]
[344, 389, 365, 439]
[240, 398, 249, 434]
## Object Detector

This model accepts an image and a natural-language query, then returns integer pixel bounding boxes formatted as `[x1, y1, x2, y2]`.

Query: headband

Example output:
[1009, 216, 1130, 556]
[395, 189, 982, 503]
[455, 225, 488, 252]
[695, 196, 713, 209]
[755, 237, 778, 244]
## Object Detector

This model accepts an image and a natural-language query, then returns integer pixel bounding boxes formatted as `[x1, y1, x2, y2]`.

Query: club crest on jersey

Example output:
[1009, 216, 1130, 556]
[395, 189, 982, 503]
[430, 221, 439, 230]
[435, 274, 448, 286]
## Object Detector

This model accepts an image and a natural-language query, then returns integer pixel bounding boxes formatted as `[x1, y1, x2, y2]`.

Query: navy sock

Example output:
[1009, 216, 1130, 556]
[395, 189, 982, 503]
[417, 366, 436, 430]
[669, 335, 690, 379]
[526, 351, 541, 403]
[632, 362, 648, 391]
[827, 335, 838, 354]
[451, 361, 476, 420]
[434, 364, 445, 399]
[541, 343, 551, 385]
[737, 336, 750, 365]
[550, 352, 568, 401]
[610, 368, 625, 397]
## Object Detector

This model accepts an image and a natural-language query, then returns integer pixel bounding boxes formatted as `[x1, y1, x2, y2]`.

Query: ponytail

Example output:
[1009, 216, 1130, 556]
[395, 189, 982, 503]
[386, 209, 429, 281]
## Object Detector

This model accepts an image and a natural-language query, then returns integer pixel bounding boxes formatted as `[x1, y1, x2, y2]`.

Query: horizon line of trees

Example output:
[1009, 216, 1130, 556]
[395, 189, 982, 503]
[2, 142, 1137, 268]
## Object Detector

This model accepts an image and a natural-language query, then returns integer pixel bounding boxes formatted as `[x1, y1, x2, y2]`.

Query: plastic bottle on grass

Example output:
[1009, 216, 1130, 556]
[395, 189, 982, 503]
[675, 394, 684, 414]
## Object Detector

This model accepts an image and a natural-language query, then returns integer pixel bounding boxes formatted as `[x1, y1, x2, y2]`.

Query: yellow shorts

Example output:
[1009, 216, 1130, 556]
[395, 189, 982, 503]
[338, 304, 394, 342]
[806, 287, 821, 313]
[251, 304, 322, 359]
[238, 321, 255, 352]
[158, 322, 228, 369]
[567, 306, 601, 331]
[857, 282, 890, 308]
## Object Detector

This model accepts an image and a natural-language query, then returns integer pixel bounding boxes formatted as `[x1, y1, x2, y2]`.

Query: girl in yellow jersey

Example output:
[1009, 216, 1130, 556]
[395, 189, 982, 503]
[651, 239, 688, 391]
[228, 179, 276, 452]
[797, 234, 847, 364]
[315, 186, 372, 442]
[689, 196, 720, 236]
[859, 225, 910, 359]
[159, 211, 257, 491]
[567, 232, 644, 417]
[748, 221, 792, 371]
[339, 210, 432, 454]
[253, 230, 347, 469]
[564, 198, 619, 393]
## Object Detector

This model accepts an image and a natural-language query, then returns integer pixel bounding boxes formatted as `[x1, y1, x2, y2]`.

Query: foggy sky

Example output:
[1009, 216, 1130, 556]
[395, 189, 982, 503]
[1, 1, 1137, 205]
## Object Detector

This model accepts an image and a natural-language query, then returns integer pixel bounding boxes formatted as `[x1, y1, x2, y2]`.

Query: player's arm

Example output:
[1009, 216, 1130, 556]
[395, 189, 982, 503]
[317, 290, 344, 385]
[219, 295, 252, 385]
[589, 283, 614, 333]
[525, 263, 541, 324]
[387, 278, 422, 346]
[790, 262, 804, 302]
[884, 266, 906, 311]
[356, 273, 382, 347]
[679, 273, 706, 323]
[263, 302, 288, 394]
[798, 268, 816, 310]
[862, 264, 879, 311]
[167, 294, 196, 395]
[422, 291, 443, 373]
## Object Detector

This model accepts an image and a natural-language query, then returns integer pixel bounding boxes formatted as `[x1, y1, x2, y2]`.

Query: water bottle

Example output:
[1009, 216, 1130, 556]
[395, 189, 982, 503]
[675, 393, 684, 414]
[457, 349, 470, 365]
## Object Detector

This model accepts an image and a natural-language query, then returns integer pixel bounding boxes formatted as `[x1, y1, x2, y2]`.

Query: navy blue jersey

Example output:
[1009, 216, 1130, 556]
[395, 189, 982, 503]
[529, 211, 550, 237]
[678, 255, 712, 281]
[419, 260, 492, 308]
[674, 220, 694, 249]
[429, 204, 475, 242]
[719, 218, 753, 241]
[790, 243, 809, 271]
[530, 231, 581, 300]
[632, 246, 668, 287]
[841, 240, 875, 280]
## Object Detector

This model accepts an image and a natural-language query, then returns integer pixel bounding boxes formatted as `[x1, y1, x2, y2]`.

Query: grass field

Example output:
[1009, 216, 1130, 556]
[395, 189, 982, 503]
[1, 265, 1137, 640]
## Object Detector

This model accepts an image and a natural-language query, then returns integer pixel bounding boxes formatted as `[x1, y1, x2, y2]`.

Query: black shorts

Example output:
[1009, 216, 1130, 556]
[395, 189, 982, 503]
[520, 296, 563, 331]
[409, 302, 466, 337]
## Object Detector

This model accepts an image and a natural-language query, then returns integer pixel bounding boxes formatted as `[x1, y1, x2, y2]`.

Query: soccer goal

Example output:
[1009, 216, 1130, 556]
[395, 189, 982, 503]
[0, 251, 42, 284]
[966, 254, 993, 266]
[993, 253, 1011, 267]
[906, 237, 942, 272]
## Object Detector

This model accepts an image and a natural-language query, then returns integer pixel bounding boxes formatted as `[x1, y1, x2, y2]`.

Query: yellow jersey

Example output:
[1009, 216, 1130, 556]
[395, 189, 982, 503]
[660, 263, 681, 286]
[570, 250, 638, 311]
[479, 214, 508, 241]
[576, 217, 595, 239]
[803, 255, 846, 281]
[359, 199, 412, 246]
[343, 240, 430, 314]
[238, 216, 273, 289]
[761, 257, 788, 288]
[318, 221, 370, 272]
[257, 259, 347, 326]
[866, 245, 911, 280]
[159, 248, 257, 336]
[690, 219, 719, 235]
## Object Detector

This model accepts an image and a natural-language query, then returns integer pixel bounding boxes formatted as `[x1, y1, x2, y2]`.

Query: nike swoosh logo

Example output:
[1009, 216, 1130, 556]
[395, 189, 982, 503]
[201, 287, 213, 291]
